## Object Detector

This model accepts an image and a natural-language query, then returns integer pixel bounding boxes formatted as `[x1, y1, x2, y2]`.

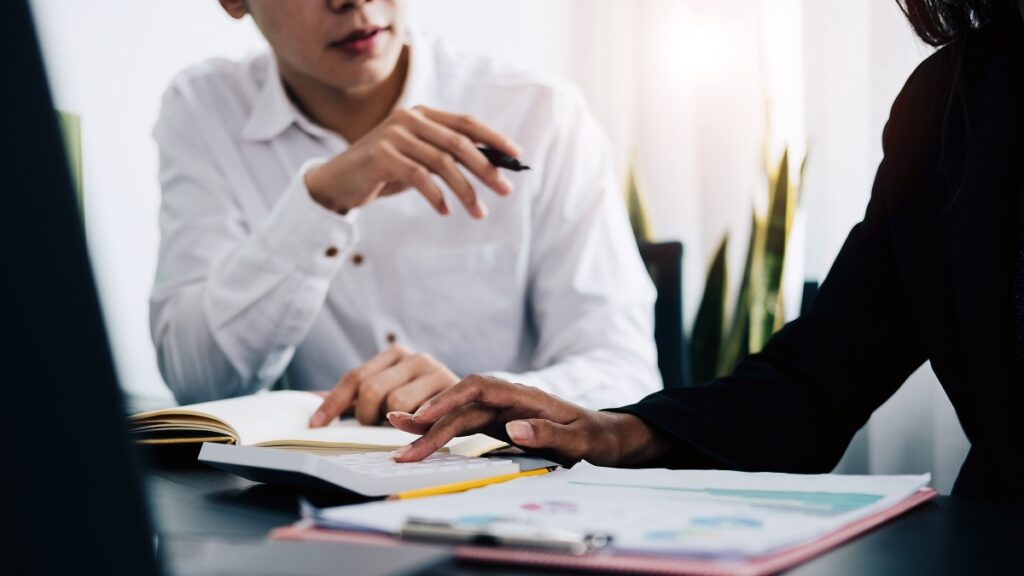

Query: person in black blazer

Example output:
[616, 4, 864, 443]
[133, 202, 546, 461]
[387, 0, 1024, 502]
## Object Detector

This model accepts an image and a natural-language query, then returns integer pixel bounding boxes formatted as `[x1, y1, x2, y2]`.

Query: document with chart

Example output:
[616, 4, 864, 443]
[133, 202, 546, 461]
[310, 462, 933, 559]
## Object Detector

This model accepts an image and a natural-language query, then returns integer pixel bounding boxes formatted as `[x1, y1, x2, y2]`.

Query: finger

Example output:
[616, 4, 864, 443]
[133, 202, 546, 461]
[378, 143, 450, 216]
[411, 375, 576, 427]
[309, 346, 410, 427]
[384, 372, 452, 414]
[405, 114, 512, 199]
[393, 404, 495, 462]
[407, 375, 504, 424]
[505, 419, 588, 466]
[390, 126, 486, 219]
[414, 106, 522, 158]
[355, 353, 434, 425]
[386, 410, 428, 434]
[356, 344, 413, 379]
[309, 376, 358, 428]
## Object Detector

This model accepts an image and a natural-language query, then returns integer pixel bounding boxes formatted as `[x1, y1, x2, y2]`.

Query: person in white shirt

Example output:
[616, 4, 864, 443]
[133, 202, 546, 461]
[150, 0, 661, 426]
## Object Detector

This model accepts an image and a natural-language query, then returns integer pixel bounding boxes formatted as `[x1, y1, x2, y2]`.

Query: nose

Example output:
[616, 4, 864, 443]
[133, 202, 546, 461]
[326, 0, 374, 14]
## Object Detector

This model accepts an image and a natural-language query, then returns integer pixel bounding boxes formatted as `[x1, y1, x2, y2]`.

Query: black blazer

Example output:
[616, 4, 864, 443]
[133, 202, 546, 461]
[614, 17, 1023, 501]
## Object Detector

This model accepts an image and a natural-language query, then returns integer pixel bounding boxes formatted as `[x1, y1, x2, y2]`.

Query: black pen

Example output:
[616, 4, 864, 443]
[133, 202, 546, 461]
[478, 146, 530, 172]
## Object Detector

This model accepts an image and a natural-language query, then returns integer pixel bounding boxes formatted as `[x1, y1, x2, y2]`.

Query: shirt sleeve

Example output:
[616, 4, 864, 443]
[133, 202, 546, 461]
[487, 87, 662, 409]
[149, 86, 358, 405]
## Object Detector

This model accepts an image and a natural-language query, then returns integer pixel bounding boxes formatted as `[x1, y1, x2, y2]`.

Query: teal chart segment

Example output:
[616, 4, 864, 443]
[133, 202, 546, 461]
[567, 481, 884, 517]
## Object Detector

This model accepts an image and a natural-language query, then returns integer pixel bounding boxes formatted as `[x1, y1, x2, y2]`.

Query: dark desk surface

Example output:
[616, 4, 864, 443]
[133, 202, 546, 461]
[145, 448, 1023, 576]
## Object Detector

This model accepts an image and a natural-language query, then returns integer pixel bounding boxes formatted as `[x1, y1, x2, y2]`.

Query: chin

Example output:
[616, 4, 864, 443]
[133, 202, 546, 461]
[325, 65, 391, 91]
[326, 46, 404, 91]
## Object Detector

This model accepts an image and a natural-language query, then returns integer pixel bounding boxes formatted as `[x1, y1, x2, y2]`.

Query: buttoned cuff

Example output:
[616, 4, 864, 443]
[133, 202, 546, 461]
[257, 158, 359, 270]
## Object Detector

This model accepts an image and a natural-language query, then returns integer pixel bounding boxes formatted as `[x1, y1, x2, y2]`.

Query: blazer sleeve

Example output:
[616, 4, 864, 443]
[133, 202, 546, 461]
[609, 49, 954, 473]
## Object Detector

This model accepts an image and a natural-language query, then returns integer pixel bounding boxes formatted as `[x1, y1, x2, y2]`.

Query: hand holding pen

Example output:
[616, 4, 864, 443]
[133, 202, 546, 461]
[304, 105, 527, 219]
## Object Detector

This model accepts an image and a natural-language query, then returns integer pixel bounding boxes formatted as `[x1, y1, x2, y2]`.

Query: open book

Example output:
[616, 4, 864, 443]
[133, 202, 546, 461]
[129, 390, 505, 457]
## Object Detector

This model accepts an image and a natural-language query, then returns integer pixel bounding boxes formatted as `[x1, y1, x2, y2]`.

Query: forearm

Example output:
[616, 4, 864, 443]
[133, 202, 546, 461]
[151, 163, 358, 402]
[152, 286, 265, 404]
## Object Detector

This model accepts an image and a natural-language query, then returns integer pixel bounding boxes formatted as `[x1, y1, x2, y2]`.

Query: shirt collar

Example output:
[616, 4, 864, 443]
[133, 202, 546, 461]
[394, 31, 437, 111]
[241, 31, 436, 143]
[241, 56, 303, 142]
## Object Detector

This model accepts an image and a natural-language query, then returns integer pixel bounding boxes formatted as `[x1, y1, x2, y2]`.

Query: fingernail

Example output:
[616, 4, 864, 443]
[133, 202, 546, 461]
[387, 411, 411, 421]
[477, 201, 489, 218]
[309, 412, 326, 428]
[393, 445, 410, 460]
[498, 175, 514, 194]
[506, 421, 533, 442]
[413, 402, 431, 418]
[440, 201, 450, 216]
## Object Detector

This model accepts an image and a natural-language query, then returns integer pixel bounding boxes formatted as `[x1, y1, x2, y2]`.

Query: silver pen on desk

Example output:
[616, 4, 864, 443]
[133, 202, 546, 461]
[401, 518, 611, 556]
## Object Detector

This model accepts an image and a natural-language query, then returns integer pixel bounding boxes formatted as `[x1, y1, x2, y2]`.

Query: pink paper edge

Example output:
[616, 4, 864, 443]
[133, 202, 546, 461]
[271, 488, 938, 576]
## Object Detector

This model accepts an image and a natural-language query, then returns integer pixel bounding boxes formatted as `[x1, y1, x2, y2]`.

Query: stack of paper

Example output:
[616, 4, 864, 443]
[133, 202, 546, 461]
[305, 463, 932, 562]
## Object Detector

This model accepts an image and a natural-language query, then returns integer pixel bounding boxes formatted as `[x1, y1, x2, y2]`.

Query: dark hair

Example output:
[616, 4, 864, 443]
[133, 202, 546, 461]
[897, 0, 1009, 46]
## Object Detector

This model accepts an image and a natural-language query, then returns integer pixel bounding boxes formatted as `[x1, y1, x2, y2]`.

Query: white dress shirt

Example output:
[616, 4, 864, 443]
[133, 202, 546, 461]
[150, 33, 661, 408]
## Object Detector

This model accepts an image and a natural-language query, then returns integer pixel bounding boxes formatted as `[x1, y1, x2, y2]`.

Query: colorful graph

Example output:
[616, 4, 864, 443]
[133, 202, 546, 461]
[568, 481, 884, 517]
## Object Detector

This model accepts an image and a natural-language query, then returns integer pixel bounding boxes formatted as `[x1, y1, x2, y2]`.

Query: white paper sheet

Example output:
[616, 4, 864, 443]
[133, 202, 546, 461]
[313, 462, 930, 559]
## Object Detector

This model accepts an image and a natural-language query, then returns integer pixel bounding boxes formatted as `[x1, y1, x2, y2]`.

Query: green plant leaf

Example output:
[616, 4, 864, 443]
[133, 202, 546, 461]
[719, 213, 757, 376]
[623, 155, 653, 243]
[57, 110, 83, 212]
[752, 149, 790, 350]
[690, 236, 728, 384]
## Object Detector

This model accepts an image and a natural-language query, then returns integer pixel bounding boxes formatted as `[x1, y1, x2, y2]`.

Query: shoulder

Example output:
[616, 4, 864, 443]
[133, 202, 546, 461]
[880, 19, 1014, 194]
[884, 44, 955, 147]
[422, 35, 590, 126]
[886, 18, 1012, 145]
[157, 52, 272, 122]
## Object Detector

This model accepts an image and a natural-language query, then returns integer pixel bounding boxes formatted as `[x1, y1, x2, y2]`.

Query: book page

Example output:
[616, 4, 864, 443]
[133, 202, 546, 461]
[259, 423, 508, 456]
[133, 390, 323, 445]
[258, 419, 424, 449]
[135, 390, 506, 454]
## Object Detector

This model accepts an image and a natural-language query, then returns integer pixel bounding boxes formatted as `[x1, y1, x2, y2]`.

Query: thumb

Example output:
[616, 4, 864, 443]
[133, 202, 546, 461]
[505, 419, 588, 465]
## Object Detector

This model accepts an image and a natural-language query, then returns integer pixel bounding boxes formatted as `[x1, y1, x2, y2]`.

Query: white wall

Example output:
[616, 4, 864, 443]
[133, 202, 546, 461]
[31, 0, 269, 411]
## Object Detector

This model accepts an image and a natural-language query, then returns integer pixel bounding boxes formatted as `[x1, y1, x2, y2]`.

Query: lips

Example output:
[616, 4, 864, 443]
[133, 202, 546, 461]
[329, 26, 392, 56]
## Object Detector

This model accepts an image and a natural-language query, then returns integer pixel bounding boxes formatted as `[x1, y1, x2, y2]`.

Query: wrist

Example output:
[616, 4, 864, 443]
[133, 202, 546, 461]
[602, 412, 670, 466]
[304, 164, 351, 214]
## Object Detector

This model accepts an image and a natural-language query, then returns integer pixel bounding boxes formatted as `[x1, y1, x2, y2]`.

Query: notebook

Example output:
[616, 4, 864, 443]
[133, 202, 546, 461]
[128, 390, 505, 457]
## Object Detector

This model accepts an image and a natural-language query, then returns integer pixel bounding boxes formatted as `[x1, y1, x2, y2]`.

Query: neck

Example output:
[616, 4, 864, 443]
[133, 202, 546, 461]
[278, 47, 410, 143]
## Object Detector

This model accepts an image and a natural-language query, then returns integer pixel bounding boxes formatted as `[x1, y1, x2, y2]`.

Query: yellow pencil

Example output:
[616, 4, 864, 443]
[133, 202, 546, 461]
[391, 467, 554, 500]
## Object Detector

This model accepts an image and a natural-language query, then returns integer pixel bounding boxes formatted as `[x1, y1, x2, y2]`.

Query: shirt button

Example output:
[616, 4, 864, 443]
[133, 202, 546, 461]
[386, 333, 397, 344]
[325, 246, 339, 258]
[352, 253, 365, 266]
